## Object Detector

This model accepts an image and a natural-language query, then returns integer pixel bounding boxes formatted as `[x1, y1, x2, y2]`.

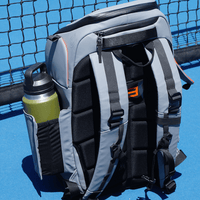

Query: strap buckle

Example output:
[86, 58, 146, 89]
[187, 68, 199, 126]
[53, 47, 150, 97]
[164, 180, 176, 194]
[141, 175, 156, 190]
[169, 92, 182, 113]
[110, 143, 122, 162]
[108, 109, 124, 129]
[158, 132, 172, 149]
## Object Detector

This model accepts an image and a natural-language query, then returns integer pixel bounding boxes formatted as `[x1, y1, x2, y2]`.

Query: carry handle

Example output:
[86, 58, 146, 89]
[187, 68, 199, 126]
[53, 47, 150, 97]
[113, 43, 154, 68]
[25, 62, 47, 87]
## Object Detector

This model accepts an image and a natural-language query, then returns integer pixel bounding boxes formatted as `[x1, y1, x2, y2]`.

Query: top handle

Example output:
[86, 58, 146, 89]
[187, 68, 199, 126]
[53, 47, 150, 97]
[25, 62, 47, 87]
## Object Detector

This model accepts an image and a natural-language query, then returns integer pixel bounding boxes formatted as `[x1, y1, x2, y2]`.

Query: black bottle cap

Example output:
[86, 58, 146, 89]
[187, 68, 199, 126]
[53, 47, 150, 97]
[23, 63, 54, 95]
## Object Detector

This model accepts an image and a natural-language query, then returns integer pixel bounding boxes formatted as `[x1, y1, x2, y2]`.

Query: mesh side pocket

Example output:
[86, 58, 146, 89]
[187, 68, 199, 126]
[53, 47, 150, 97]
[37, 119, 64, 175]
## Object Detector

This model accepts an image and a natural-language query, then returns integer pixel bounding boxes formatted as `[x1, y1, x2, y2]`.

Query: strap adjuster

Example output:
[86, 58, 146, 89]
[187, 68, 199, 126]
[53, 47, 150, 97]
[141, 175, 156, 190]
[169, 92, 182, 113]
[109, 109, 124, 129]
[158, 132, 172, 149]
[164, 180, 176, 194]
[110, 144, 122, 162]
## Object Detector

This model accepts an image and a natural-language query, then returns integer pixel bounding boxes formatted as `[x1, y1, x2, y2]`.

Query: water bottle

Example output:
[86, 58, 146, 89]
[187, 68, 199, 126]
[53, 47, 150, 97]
[23, 63, 60, 123]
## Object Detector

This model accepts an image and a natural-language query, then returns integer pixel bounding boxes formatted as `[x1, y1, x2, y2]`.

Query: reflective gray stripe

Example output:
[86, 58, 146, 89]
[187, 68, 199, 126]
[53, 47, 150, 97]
[59, 109, 75, 173]
[85, 52, 128, 199]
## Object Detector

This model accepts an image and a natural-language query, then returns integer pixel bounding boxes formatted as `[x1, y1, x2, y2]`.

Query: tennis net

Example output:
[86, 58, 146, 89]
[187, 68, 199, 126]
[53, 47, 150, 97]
[0, 0, 199, 106]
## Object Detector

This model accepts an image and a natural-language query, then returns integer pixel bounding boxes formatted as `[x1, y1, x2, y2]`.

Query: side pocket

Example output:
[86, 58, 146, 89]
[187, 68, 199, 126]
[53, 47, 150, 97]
[37, 119, 64, 176]
[24, 110, 64, 179]
[24, 111, 42, 179]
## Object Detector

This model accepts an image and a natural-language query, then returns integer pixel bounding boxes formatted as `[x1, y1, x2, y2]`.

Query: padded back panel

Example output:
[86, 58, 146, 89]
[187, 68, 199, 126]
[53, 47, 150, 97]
[72, 56, 100, 186]
[102, 44, 158, 195]
[124, 44, 157, 187]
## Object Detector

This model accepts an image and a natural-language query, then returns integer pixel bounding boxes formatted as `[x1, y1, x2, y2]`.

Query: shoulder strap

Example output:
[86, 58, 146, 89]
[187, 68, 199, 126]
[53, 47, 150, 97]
[144, 38, 184, 193]
[175, 60, 194, 89]
[82, 51, 128, 199]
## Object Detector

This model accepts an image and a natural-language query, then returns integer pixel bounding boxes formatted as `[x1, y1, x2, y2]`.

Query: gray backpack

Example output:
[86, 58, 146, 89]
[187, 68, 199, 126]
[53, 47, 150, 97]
[24, 0, 194, 199]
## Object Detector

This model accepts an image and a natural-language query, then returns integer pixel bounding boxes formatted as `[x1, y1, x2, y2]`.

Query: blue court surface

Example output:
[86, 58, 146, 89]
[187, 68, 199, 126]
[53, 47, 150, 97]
[1, 64, 200, 200]
[0, 0, 200, 199]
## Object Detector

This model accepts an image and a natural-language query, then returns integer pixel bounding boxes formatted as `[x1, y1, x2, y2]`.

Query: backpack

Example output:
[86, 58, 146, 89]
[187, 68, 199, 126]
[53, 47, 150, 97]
[24, 0, 194, 199]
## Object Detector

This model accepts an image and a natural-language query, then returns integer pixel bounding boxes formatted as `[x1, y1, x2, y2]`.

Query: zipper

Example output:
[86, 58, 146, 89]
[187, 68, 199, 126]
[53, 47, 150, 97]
[95, 17, 159, 63]
[97, 32, 104, 63]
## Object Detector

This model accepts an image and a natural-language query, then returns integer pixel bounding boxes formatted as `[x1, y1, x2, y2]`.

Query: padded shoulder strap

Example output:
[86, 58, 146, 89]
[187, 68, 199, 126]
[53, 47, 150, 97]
[145, 38, 182, 159]
[144, 38, 183, 193]
[82, 51, 128, 199]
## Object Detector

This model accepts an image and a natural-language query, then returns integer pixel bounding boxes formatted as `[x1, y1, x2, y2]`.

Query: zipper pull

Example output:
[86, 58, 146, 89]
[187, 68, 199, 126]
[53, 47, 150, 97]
[97, 32, 103, 63]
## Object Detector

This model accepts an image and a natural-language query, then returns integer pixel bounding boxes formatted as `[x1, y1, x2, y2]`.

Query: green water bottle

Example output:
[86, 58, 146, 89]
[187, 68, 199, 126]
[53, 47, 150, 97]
[23, 63, 60, 123]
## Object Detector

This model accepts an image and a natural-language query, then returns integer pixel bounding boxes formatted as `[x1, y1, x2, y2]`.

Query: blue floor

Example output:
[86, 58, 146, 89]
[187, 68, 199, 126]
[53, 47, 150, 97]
[0, 63, 200, 200]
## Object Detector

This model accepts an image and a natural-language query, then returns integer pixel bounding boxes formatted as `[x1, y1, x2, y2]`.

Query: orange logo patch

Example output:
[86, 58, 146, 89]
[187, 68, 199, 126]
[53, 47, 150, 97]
[128, 86, 139, 98]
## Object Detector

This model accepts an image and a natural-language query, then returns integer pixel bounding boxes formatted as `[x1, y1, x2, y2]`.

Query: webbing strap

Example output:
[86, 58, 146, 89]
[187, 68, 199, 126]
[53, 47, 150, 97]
[102, 51, 124, 129]
[85, 51, 128, 200]
[176, 61, 194, 89]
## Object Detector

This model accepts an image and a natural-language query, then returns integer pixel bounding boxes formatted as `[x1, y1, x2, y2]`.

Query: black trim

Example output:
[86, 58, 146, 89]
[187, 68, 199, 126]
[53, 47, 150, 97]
[157, 116, 181, 126]
[97, 17, 159, 36]
[55, 2, 158, 34]
[103, 28, 157, 49]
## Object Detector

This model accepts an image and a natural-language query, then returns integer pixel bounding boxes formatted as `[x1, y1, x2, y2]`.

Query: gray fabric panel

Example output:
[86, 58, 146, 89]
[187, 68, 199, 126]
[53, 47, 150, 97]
[75, 33, 98, 67]
[169, 125, 180, 160]
[83, 122, 128, 199]
[156, 17, 172, 43]
[45, 37, 69, 88]
[59, 108, 76, 174]
[98, 122, 128, 195]
[157, 150, 165, 188]
[71, 147, 87, 191]
[53, 79, 70, 109]
[89, 52, 111, 132]
[112, 52, 129, 122]
[23, 110, 42, 179]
